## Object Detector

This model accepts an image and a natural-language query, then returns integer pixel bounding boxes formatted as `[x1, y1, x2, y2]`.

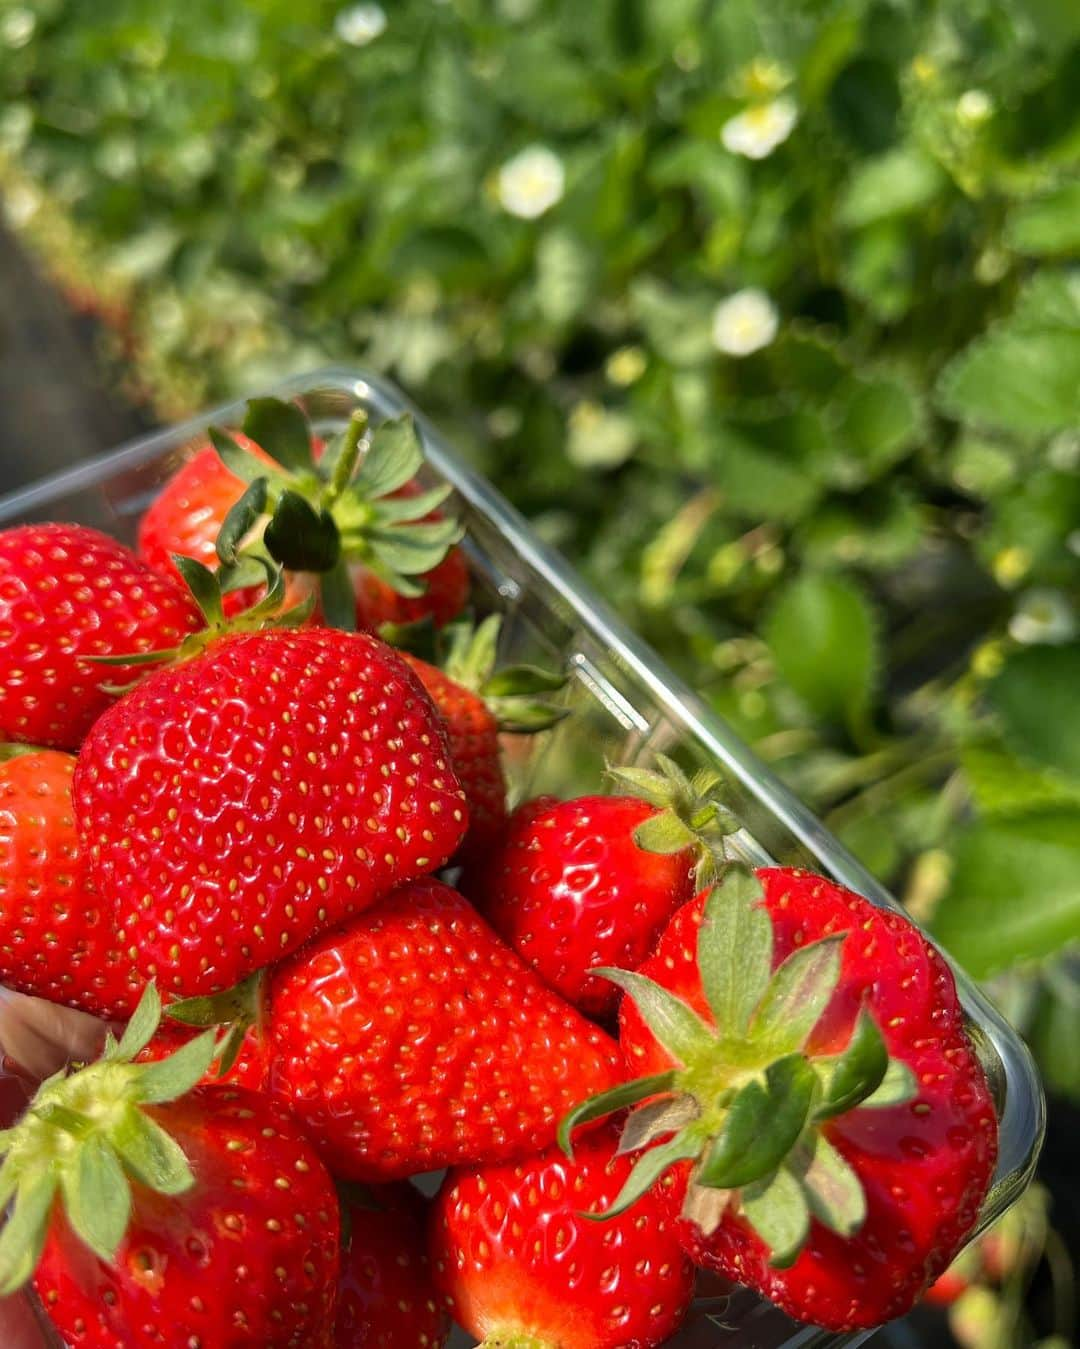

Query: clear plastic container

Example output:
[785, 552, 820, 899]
[0, 367, 1044, 1348]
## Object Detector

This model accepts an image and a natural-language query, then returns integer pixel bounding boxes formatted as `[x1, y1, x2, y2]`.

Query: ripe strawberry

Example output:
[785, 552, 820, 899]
[0, 747, 142, 1019]
[336, 1184, 449, 1348]
[267, 877, 623, 1181]
[400, 616, 567, 866]
[430, 1121, 695, 1348]
[75, 627, 468, 996]
[561, 866, 999, 1331]
[0, 987, 340, 1348]
[470, 757, 736, 1018]
[0, 524, 203, 749]
[137, 1020, 271, 1093]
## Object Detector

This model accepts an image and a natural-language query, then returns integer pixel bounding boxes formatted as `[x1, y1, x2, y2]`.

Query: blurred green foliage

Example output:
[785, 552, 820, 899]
[2, 0, 1079, 1089]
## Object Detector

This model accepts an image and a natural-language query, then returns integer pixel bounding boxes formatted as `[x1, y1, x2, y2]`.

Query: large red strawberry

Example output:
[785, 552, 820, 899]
[138, 397, 465, 632]
[0, 746, 142, 1019]
[265, 877, 623, 1181]
[75, 627, 468, 997]
[561, 866, 999, 1331]
[0, 524, 203, 749]
[470, 757, 736, 1017]
[430, 1120, 695, 1348]
[400, 616, 567, 867]
[336, 1184, 449, 1348]
[0, 987, 341, 1348]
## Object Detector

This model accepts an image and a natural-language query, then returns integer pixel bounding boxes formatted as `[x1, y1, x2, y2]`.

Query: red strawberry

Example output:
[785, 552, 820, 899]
[75, 627, 468, 996]
[561, 866, 998, 1331]
[0, 524, 203, 749]
[470, 757, 736, 1018]
[430, 1120, 695, 1348]
[0, 747, 142, 1019]
[137, 1020, 271, 1093]
[336, 1184, 449, 1348]
[0, 988, 340, 1348]
[400, 616, 567, 867]
[266, 877, 623, 1181]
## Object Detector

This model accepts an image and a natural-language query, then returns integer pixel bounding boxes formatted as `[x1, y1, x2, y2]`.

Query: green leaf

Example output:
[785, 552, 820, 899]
[172, 556, 223, 628]
[792, 1133, 866, 1237]
[588, 1129, 702, 1220]
[114, 983, 162, 1062]
[836, 148, 945, 229]
[112, 1108, 194, 1195]
[631, 278, 714, 366]
[988, 645, 1080, 780]
[835, 373, 923, 482]
[752, 936, 845, 1056]
[216, 477, 268, 566]
[135, 1029, 218, 1104]
[594, 969, 714, 1067]
[62, 1135, 131, 1261]
[697, 1055, 816, 1190]
[242, 398, 313, 475]
[1006, 183, 1080, 258]
[931, 812, 1080, 977]
[264, 491, 341, 573]
[557, 1072, 678, 1155]
[741, 1165, 810, 1268]
[712, 432, 823, 523]
[961, 742, 1080, 819]
[0, 1174, 56, 1295]
[814, 1010, 889, 1119]
[353, 417, 424, 499]
[697, 868, 773, 1037]
[937, 329, 1080, 436]
[319, 557, 357, 631]
[208, 428, 287, 489]
[764, 572, 879, 728]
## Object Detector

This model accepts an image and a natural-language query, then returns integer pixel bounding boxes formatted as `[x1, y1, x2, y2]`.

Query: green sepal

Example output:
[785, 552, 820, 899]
[217, 477, 269, 566]
[242, 397, 314, 475]
[633, 811, 697, 855]
[166, 972, 263, 1030]
[439, 615, 568, 732]
[443, 615, 500, 688]
[557, 1071, 678, 1156]
[860, 1057, 917, 1109]
[349, 550, 426, 599]
[114, 983, 162, 1062]
[207, 427, 289, 492]
[219, 553, 273, 595]
[320, 557, 358, 632]
[589, 1128, 703, 1220]
[697, 868, 773, 1039]
[791, 1133, 866, 1238]
[112, 1109, 195, 1196]
[264, 490, 341, 573]
[173, 555, 224, 628]
[594, 968, 714, 1067]
[617, 1094, 701, 1156]
[376, 615, 440, 659]
[697, 1054, 816, 1190]
[752, 935, 845, 1057]
[483, 665, 568, 698]
[33, 1103, 95, 1138]
[814, 1008, 889, 1120]
[135, 1030, 218, 1104]
[363, 519, 463, 575]
[0, 1173, 56, 1295]
[485, 699, 570, 734]
[352, 415, 424, 498]
[371, 481, 453, 523]
[0, 742, 47, 762]
[213, 1023, 249, 1080]
[742, 1166, 810, 1268]
[61, 1134, 132, 1262]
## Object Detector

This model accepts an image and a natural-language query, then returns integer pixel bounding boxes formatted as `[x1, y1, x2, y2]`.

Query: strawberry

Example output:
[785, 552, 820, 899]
[0, 523, 203, 749]
[75, 627, 468, 997]
[336, 1184, 449, 1348]
[136, 1020, 271, 1093]
[400, 616, 567, 866]
[470, 757, 736, 1018]
[561, 865, 998, 1331]
[0, 746, 142, 1019]
[0, 987, 340, 1348]
[138, 397, 465, 633]
[265, 877, 623, 1181]
[429, 1120, 695, 1348]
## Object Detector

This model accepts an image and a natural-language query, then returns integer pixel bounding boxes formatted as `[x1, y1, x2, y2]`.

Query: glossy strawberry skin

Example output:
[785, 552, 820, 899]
[136, 1021, 271, 1093]
[400, 654, 507, 866]
[622, 868, 998, 1331]
[0, 524, 203, 749]
[430, 1121, 695, 1349]
[33, 1086, 340, 1349]
[0, 750, 142, 1019]
[472, 795, 697, 1018]
[75, 628, 468, 997]
[336, 1184, 449, 1348]
[267, 877, 623, 1182]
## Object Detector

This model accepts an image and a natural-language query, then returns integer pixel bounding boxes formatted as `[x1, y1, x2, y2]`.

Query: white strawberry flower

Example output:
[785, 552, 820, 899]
[334, 3, 387, 46]
[496, 146, 565, 220]
[721, 97, 798, 160]
[711, 289, 780, 357]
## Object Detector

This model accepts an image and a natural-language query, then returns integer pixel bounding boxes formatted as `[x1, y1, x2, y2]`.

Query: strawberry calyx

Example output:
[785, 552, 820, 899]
[441, 615, 569, 733]
[208, 398, 464, 631]
[0, 741, 49, 762]
[0, 984, 219, 1294]
[558, 866, 916, 1269]
[164, 971, 266, 1078]
[607, 753, 740, 886]
[478, 1336, 554, 1349]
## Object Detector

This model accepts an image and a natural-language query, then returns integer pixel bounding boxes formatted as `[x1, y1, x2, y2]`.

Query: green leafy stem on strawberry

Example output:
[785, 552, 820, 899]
[208, 398, 463, 630]
[559, 866, 916, 1268]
